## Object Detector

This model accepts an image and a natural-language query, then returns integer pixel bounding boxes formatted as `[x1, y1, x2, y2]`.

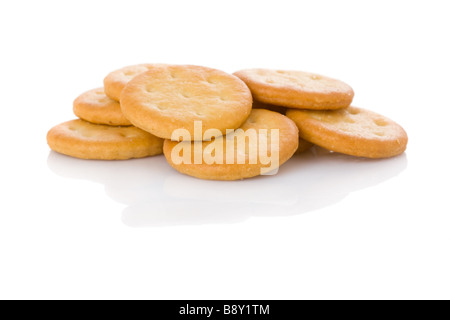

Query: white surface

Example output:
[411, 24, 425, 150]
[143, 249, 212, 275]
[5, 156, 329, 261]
[0, 0, 449, 300]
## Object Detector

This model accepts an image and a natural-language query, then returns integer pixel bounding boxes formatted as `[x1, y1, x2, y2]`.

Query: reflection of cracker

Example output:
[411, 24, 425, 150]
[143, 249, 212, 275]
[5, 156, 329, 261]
[120, 65, 253, 140]
[163, 109, 299, 180]
[73, 88, 131, 126]
[47, 119, 163, 160]
[287, 106, 408, 158]
[234, 69, 354, 110]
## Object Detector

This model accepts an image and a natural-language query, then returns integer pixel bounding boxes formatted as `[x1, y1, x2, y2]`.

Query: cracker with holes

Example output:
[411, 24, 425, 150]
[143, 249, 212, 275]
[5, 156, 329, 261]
[47, 119, 163, 160]
[120, 65, 253, 141]
[104, 64, 166, 101]
[73, 88, 132, 126]
[234, 69, 354, 110]
[163, 109, 299, 180]
[286, 107, 408, 158]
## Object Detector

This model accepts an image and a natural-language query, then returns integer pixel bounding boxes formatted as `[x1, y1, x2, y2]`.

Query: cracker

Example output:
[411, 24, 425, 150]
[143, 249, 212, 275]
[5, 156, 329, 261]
[47, 119, 163, 160]
[163, 109, 299, 180]
[120, 64, 253, 140]
[104, 64, 164, 101]
[286, 106, 408, 158]
[234, 69, 354, 110]
[73, 87, 131, 126]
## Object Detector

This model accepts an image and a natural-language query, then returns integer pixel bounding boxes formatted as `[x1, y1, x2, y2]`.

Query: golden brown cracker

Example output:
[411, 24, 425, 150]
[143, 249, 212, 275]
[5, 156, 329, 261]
[120, 64, 253, 141]
[47, 119, 163, 160]
[234, 69, 354, 110]
[163, 109, 299, 180]
[73, 88, 131, 126]
[286, 106, 408, 158]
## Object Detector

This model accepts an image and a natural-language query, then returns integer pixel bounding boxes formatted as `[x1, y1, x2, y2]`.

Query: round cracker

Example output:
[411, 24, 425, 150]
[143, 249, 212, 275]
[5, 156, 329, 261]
[73, 88, 131, 126]
[286, 106, 408, 158]
[234, 69, 354, 110]
[47, 119, 163, 160]
[120, 64, 253, 141]
[104, 64, 164, 101]
[163, 109, 299, 180]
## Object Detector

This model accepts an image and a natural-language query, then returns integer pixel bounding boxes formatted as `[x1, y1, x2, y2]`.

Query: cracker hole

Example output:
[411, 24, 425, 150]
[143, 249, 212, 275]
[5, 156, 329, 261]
[95, 91, 104, 95]
[120, 133, 135, 139]
[180, 93, 190, 99]
[192, 111, 204, 117]
[206, 78, 215, 84]
[374, 118, 388, 126]
[310, 75, 321, 80]
[124, 71, 135, 77]
[146, 86, 154, 93]
[276, 70, 287, 74]
[266, 79, 274, 84]
[375, 132, 385, 137]
[68, 126, 77, 131]
[348, 109, 359, 115]
[170, 71, 178, 79]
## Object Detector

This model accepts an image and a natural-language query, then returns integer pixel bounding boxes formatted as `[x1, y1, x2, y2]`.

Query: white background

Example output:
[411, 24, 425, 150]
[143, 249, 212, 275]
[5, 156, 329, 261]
[1, 0, 449, 300]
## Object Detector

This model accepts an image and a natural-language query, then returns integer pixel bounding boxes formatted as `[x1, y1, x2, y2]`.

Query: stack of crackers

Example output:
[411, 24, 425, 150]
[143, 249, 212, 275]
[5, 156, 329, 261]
[47, 64, 408, 181]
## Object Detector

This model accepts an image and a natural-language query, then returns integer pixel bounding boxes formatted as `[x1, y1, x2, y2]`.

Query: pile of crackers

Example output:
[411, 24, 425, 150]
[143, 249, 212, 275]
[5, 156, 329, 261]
[47, 64, 408, 181]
